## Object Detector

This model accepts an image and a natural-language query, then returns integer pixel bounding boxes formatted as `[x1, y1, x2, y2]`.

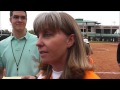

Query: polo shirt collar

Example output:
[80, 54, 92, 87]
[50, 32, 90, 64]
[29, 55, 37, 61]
[10, 31, 30, 41]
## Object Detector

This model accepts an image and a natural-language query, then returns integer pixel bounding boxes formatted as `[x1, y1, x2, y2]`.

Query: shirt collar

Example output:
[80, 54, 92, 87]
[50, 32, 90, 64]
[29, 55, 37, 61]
[10, 31, 30, 41]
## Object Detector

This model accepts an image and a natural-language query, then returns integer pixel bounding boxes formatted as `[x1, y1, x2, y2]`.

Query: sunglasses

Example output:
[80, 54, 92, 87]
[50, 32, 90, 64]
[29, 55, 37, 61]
[12, 15, 26, 20]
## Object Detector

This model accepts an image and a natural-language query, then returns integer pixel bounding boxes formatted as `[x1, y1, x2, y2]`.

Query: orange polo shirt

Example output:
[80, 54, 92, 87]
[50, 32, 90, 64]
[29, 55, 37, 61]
[84, 71, 100, 79]
[38, 70, 100, 79]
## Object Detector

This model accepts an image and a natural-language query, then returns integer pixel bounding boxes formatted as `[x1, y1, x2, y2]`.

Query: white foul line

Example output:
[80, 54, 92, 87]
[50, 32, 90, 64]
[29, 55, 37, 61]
[95, 72, 120, 74]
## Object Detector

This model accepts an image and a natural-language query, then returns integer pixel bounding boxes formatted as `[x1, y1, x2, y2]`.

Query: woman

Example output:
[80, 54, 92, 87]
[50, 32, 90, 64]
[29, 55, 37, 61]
[23, 11, 100, 79]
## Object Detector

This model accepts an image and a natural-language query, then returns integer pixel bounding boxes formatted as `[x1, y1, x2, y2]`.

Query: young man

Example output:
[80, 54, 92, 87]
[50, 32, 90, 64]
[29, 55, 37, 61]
[0, 11, 40, 78]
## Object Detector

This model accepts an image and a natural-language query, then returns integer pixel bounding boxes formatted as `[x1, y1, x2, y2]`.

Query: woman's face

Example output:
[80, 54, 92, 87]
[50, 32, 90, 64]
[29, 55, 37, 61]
[36, 29, 74, 65]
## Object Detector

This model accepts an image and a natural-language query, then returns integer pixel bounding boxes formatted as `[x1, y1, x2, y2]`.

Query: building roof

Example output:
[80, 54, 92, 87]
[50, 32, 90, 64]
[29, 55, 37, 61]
[75, 18, 101, 24]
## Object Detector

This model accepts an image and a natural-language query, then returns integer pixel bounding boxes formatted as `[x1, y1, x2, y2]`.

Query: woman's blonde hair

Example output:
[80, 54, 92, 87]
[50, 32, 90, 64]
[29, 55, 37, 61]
[33, 11, 94, 79]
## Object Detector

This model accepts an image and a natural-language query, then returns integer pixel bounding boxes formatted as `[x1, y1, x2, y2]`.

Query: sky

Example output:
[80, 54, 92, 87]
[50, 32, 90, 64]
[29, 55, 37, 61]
[0, 11, 120, 32]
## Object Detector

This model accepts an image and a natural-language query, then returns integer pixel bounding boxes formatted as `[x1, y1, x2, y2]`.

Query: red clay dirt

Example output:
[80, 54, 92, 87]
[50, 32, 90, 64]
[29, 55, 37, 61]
[90, 42, 120, 79]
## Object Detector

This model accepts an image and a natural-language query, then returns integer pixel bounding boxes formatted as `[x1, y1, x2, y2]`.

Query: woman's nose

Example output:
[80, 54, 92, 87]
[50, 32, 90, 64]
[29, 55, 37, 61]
[36, 36, 44, 47]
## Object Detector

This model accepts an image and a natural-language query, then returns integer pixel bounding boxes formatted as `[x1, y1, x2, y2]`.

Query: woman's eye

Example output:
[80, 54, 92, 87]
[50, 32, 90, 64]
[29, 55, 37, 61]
[44, 33, 52, 37]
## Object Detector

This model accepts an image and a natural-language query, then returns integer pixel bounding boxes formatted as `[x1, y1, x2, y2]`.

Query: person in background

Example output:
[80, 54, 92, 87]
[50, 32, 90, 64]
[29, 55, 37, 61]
[22, 11, 100, 79]
[0, 11, 40, 78]
[84, 42, 94, 64]
[117, 42, 120, 67]
[83, 35, 93, 55]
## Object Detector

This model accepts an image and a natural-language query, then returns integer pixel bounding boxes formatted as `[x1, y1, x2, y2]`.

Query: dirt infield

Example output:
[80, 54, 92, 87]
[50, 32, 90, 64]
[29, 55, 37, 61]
[90, 42, 120, 79]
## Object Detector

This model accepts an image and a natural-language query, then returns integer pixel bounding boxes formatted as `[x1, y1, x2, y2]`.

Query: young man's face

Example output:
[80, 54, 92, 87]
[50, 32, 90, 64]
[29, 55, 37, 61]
[10, 11, 27, 31]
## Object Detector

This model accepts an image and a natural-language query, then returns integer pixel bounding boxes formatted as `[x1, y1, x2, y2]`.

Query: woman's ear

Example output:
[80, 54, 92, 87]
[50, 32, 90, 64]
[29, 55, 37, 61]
[66, 34, 75, 48]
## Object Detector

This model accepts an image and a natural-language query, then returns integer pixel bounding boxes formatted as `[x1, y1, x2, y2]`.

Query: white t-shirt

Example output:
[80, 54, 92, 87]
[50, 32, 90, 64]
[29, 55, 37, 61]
[52, 69, 63, 79]
[38, 69, 63, 79]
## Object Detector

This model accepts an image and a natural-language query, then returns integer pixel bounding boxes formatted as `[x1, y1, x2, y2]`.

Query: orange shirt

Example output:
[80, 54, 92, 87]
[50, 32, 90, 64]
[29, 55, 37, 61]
[38, 70, 100, 79]
[84, 71, 100, 79]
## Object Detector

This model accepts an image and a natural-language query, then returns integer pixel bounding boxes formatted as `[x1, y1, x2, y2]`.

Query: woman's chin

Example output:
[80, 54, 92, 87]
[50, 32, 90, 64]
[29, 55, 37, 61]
[41, 60, 49, 64]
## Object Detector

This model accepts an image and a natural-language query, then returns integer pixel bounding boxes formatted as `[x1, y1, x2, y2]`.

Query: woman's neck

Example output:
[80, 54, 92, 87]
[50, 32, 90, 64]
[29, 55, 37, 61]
[52, 63, 65, 72]
[52, 54, 67, 72]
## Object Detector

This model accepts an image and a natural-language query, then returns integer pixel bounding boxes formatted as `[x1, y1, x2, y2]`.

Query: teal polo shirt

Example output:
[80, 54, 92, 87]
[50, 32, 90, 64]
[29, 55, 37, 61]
[0, 31, 40, 77]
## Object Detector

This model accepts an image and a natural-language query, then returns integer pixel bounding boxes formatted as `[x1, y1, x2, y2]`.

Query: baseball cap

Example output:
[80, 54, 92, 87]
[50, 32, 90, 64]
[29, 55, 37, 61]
[83, 38, 89, 44]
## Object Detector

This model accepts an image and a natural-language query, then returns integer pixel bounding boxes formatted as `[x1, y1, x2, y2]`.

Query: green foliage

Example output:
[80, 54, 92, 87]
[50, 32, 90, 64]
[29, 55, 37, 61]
[28, 30, 35, 35]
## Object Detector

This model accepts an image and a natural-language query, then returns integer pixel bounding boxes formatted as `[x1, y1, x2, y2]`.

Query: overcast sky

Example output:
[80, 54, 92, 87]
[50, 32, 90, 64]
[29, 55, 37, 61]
[0, 11, 120, 32]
